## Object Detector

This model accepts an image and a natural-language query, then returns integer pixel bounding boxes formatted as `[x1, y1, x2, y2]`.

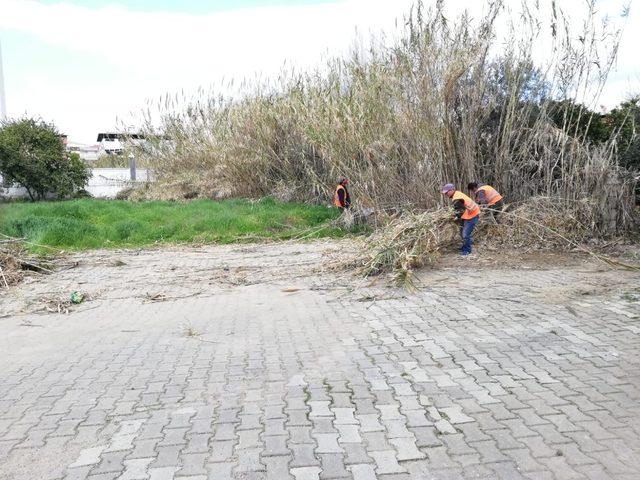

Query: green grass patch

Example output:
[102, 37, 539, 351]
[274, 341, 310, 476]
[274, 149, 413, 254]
[0, 198, 348, 252]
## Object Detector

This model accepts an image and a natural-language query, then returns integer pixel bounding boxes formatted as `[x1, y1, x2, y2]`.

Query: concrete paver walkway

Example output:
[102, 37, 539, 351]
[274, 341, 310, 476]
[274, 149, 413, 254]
[1, 243, 639, 479]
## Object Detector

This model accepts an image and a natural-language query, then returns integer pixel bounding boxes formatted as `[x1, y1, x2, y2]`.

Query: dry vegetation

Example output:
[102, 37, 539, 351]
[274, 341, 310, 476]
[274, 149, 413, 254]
[0, 237, 54, 288]
[134, 0, 636, 231]
[352, 199, 639, 288]
[111, 0, 640, 288]
[356, 209, 457, 286]
[0, 248, 22, 287]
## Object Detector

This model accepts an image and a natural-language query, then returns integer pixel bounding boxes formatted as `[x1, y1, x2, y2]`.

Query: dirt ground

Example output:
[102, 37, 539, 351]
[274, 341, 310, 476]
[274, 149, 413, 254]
[1, 240, 638, 319]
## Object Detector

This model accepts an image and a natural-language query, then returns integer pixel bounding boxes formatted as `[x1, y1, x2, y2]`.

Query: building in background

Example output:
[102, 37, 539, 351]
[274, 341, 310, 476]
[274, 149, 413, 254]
[67, 141, 100, 163]
[96, 132, 147, 156]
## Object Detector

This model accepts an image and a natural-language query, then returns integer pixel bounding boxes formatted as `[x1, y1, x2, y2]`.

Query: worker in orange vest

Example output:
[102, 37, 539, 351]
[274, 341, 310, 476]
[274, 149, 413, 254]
[468, 182, 504, 221]
[333, 177, 351, 212]
[441, 183, 480, 256]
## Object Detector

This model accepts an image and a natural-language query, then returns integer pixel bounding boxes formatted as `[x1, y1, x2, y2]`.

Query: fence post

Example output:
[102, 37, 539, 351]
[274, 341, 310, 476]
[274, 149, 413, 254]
[128, 153, 136, 181]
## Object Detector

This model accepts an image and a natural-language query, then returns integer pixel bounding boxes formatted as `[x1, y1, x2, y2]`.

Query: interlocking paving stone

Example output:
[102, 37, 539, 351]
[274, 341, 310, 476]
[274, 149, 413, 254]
[314, 433, 343, 454]
[290, 466, 322, 480]
[151, 444, 184, 469]
[388, 437, 425, 461]
[206, 462, 234, 480]
[342, 443, 373, 465]
[238, 429, 262, 450]
[369, 450, 406, 475]
[335, 424, 360, 444]
[288, 426, 314, 445]
[148, 467, 179, 480]
[355, 414, 384, 433]
[176, 452, 208, 476]
[290, 444, 320, 468]
[308, 402, 332, 418]
[403, 409, 431, 428]
[90, 450, 129, 474]
[361, 432, 392, 452]
[70, 446, 106, 468]
[333, 408, 357, 425]
[0, 244, 639, 480]
[263, 455, 293, 480]
[348, 463, 376, 480]
[434, 419, 457, 435]
[235, 446, 265, 473]
[318, 453, 350, 479]
[120, 458, 154, 480]
[262, 435, 288, 457]
[209, 440, 234, 463]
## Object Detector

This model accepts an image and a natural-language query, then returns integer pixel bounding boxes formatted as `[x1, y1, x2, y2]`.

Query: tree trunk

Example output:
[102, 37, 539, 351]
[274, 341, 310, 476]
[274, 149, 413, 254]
[24, 186, 35, 202]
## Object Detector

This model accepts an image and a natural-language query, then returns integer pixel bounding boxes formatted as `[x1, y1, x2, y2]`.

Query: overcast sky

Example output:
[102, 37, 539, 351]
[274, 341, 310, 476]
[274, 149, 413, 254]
[0, 0, 638, 144]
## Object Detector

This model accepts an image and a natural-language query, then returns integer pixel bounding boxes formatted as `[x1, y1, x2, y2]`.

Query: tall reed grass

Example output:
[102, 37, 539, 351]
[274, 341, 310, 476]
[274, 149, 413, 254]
[135, 0, 637, 235]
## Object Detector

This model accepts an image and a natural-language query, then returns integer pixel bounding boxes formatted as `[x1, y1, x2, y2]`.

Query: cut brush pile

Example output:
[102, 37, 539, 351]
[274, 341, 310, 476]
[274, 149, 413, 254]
[0, 249, 23, 287]
[483, 198, 594, 250]
[356, 209, 459, 288]
[355, 197, 639, 288]
[0, 236, 54, 288]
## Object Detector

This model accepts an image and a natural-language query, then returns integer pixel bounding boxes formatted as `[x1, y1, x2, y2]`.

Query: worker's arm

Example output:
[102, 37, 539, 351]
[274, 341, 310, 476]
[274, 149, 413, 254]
[452, 199, 465, 220]
[337, 188, 346, 207]
[476, 190, 487, 205]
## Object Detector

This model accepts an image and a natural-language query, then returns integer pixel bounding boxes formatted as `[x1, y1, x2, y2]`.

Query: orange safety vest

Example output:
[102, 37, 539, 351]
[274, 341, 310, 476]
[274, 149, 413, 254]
[333, 185, 346, 207]
[477, 185, 503, 206]
[452, 191, 480, 220]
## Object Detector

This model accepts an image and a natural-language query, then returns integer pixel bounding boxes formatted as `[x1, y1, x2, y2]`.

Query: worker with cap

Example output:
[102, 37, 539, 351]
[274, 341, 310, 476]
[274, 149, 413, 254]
[441, 183, 480, 256]
[468, 182, 504, 221]
[333, 177, 351, 212]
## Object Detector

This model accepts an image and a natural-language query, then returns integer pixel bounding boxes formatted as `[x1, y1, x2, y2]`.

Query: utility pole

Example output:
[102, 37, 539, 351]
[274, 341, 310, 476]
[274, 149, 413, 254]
[0, 40, 6, 121]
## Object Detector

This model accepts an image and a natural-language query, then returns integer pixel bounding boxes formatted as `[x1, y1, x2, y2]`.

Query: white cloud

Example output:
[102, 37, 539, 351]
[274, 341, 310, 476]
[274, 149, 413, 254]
[0, 0, 638, 143]
[0, 0, 420, 141]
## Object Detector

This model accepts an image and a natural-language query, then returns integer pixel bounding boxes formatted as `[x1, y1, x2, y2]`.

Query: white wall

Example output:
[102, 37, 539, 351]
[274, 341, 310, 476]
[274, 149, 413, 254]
[0, 168, 150, 200]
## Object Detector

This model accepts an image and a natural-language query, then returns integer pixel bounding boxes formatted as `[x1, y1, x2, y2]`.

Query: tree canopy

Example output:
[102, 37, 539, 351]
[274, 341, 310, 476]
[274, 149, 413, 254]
[0, 118, 90, 201]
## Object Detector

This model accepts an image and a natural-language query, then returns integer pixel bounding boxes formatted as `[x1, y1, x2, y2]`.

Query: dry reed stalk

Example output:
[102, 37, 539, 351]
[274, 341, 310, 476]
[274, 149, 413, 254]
[0, 265, 9, 288]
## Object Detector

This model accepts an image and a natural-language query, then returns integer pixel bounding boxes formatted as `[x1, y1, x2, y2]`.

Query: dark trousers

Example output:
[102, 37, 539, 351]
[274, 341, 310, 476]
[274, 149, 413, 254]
[488, 200, 504, 222]
[460, 215, 479, 255]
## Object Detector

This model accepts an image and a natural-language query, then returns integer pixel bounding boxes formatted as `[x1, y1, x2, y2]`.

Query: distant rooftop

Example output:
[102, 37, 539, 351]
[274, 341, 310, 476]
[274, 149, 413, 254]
[97, 133, 146, 142]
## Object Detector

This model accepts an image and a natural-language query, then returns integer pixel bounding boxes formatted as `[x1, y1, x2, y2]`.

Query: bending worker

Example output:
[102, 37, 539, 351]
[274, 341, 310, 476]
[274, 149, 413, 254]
[333, 177, 351, 212]
[468, 182, 504, 221]
[441, 183, 480, 256]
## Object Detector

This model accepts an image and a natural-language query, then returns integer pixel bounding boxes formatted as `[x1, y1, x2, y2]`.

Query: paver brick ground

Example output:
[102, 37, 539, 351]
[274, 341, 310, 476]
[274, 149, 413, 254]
[1, 242, 639, 479]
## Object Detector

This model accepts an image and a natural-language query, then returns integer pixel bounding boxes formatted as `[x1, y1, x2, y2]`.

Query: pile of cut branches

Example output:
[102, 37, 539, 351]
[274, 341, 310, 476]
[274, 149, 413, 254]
[0, 235, 53, 288]
[0, 249, 22, 287]
[356, 209, 458, 287]
[483, 198, 595, 250]
[354, 198, 639, 287]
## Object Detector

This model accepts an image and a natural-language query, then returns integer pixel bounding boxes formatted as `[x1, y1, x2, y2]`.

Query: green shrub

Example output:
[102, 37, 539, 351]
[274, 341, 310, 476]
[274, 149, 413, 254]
[0, 119, 90, 200]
